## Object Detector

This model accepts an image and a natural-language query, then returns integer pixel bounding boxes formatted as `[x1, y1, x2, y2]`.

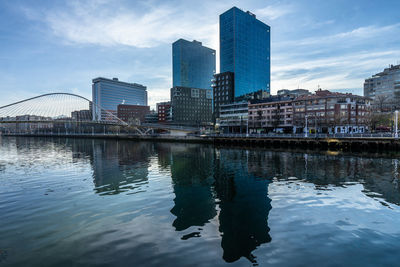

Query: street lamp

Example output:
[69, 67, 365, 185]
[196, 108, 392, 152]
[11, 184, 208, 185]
[395, 110, 398, 139]
[246, 115, 249, 137]
[305, 115, 309, 138]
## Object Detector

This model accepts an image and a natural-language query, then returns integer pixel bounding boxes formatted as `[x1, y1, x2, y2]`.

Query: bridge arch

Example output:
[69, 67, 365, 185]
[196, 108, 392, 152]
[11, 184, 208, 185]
[0, 92, 127, 126]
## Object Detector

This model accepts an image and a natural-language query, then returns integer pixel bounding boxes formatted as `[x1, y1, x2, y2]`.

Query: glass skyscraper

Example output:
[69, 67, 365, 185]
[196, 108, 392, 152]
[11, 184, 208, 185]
[173, 39, 216, 90]
[92, 77, 147, 121]
[220, 7, 271, 97]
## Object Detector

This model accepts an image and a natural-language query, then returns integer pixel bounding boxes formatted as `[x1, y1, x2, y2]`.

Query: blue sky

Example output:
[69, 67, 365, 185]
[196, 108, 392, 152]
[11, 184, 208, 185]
[1, 0, 400, 108]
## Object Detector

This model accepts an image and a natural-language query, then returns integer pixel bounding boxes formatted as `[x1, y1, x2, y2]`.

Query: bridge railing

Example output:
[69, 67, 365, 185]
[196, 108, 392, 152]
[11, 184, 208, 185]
[207, 133, 396, 139]
[1, 129, 397, 139]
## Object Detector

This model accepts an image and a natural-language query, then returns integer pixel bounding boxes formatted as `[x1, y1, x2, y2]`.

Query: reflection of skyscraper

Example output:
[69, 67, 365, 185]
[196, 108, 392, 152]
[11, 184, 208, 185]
[214, 149, 272, 264]
[91, 140, 152, 195]
[168, 144, 216, 232]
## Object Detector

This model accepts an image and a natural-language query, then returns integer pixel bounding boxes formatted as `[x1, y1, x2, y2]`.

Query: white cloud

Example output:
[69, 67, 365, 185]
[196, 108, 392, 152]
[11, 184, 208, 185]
[271, 50, 400, 93]
[255, 3, 295, 20]
[278, 23, 400, 47]
[15, 0, 400, 104]
[35, 1, 219, 49]
[270, 21, 400, 94]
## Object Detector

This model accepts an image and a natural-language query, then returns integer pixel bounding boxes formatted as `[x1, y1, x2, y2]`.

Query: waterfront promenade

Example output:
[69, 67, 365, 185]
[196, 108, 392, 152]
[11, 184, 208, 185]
[2, 132, 400, 151]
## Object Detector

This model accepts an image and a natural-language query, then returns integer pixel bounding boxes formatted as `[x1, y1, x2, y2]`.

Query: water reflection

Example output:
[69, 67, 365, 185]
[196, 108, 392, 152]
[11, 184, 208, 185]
[151, 143, 272, 264]
[91, 140, 153, 195]
[3, 137, 400, 266]
[165, 144, 216, 232]
[215, 149, 272, 264]
[0, 137, 154, 196]
[248, 150, 400, 206]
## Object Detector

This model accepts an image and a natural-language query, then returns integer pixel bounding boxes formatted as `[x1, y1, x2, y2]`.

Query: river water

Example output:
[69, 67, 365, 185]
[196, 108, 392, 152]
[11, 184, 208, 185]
[1, 137, 400, 266]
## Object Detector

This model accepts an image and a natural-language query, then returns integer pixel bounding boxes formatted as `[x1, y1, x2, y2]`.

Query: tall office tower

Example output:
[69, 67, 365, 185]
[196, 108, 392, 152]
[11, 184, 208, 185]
[172, 39, 216, 90]
[364, 64, 400, 110]
[92, 77, 147, 121]
[220, 7, 271, 97]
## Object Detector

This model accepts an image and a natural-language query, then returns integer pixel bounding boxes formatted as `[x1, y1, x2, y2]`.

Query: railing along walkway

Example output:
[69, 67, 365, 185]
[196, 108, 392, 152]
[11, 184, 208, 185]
[210, 133, 396, 139]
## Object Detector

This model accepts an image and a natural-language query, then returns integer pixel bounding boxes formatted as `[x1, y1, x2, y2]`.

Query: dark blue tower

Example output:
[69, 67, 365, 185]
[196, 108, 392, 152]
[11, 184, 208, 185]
[172, 39, 216, 90]
[220, 7, 271, 97]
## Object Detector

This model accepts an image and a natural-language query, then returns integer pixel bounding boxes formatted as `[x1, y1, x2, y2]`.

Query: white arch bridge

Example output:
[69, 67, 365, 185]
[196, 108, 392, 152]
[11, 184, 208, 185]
[0, 93, 197, 135]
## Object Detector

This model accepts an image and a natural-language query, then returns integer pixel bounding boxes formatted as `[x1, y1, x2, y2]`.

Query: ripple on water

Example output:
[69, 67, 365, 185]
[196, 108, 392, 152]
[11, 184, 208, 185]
[1, 137, 400, 266]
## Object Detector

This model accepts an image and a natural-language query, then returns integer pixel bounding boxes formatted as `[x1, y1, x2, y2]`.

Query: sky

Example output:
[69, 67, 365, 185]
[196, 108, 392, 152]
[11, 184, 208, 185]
[1, 0, 400, 108]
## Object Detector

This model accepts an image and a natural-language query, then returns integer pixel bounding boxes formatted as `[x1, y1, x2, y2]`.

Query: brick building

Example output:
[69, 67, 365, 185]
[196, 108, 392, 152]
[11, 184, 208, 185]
[292, 89, 371, 134]
[248, 97, 294, 133]
[117, 104, 150, 125]
[156, 102, 171, 123]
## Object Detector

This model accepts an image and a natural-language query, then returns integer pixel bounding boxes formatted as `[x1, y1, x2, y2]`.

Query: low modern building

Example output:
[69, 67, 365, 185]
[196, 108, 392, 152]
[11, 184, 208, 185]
[15, 115, 53, 132]
[156, 102, 171, 123]
[364, 64, 400, 111]
[92, 77, 147, 121]
[117, 104, 150, 125]
[71, 109, 92, 121]
[293, 89, 371, 134]
[218, 101, 248, 133]
[144, 111, 159, 123]
[248, 96, 294, 133]
[170, 86, 212, 125]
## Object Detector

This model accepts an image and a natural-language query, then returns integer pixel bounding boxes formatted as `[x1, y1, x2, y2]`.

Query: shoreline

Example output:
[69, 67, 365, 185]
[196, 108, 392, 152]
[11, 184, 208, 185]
[2, 133, 400, 152]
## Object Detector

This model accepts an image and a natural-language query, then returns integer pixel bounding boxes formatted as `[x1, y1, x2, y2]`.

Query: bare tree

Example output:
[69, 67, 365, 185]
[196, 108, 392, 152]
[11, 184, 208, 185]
[367, 113, 391, 132]
[375, 95, 388, 112]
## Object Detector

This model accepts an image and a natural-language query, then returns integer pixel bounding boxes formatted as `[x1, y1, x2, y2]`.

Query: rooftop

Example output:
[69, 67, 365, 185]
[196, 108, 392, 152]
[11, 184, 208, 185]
[250, 96, 293, 105]
[92, 77, 146, 89]
[366, 64, 400, 80]
[294, 89, 367, 101]
[172, 38, 215, 52]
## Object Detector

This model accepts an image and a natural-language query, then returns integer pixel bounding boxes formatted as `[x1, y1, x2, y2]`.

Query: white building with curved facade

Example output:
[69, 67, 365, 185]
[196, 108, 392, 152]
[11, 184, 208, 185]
[92, 77, 147, 121]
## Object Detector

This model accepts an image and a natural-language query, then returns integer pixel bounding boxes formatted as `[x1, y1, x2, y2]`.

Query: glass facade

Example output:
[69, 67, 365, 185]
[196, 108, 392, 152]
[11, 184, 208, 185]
[173, 39, 216, 90]
[220, 7, 271, 97]
[92, 77, 147, 121]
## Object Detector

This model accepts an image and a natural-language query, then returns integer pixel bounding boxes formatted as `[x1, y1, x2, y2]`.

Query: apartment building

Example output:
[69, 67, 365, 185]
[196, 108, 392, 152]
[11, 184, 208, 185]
[364, 64, 400, 111]
[248, 97, 294, 133]
[292, 89, 371, 134]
